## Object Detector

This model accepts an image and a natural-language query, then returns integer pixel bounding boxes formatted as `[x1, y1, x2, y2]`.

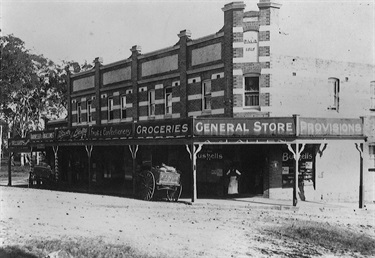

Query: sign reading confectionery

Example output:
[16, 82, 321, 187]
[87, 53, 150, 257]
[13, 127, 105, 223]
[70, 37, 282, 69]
[90, 124, 132, 139]
[194, 118, 295, 137]
[299, 118, 363, 136]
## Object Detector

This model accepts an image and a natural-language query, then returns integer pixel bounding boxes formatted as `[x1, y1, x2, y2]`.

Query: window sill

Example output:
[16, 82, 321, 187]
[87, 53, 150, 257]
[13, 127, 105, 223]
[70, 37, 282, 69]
[202, 110, 212, 115]
[243, 106, 260, 111]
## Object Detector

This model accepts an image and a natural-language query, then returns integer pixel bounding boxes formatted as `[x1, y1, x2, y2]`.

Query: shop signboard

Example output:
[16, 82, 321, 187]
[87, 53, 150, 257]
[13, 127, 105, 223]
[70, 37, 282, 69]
[8, 138, 30, 152]
[299, 118, 363, 136]
[29, 132, 43, 142]
[90, 124, 132, 139]
[135, 119, 192, 138]
[193, 118, 295, 137]
[56, 127, 89, 142]
[42, 130, 55, 142]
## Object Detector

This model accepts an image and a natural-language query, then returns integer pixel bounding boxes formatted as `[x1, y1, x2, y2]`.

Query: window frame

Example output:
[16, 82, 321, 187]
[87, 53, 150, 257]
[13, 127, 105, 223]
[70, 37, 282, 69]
[77, 102, 82, 123]
[244, 76, 260, 107]
[165, 87, 173, 115]
[148, 89, 156, 117]
[202, 80, 212, 111]
[328, 77, 340, 111]
[370, 81, 375, 111]
[120, 95, 127, 119]
[369, 145, 375, 171]
[108, 97, 114, 121]
[87, 100, 92, 123]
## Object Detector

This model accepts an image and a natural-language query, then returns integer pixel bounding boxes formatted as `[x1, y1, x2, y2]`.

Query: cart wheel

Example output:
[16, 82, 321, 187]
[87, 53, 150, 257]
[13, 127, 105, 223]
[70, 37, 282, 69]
[140, 170, 155, 201]
[167, 185, 182, 202]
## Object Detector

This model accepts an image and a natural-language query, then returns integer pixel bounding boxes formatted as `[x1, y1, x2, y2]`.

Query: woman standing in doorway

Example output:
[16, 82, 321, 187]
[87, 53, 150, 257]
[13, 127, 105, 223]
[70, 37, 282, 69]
[226, 164, 241, 195]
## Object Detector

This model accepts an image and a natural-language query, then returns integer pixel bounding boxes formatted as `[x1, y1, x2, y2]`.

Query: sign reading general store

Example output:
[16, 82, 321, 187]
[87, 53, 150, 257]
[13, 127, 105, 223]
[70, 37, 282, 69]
[194, 118, 295, 137]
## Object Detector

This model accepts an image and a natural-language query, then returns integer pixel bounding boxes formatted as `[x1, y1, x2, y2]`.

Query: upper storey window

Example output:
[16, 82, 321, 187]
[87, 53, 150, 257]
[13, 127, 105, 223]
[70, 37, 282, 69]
[244, 76, 259, 107]
[87, 100, 92, 123]
[370, 81, 375, 111]
[108, 98, 114, 120]
[121, 95, 127, 119]
[328, 77, 340, 111]
[148, 90, 155, 117]
[77, 102, 82, 123]
[165, 87, 172, 115]
[202, 80, 211, 111]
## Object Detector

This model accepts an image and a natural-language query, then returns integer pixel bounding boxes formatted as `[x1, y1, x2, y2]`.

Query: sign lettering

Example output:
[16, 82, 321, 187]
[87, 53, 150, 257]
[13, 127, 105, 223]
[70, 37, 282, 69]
[194, 118, 295, 137]
[299, 118, 362, 136]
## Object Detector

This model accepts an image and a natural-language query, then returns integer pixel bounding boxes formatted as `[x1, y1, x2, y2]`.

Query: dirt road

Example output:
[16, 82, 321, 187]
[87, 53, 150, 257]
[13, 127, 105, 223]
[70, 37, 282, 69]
[1, 186, 374, 257]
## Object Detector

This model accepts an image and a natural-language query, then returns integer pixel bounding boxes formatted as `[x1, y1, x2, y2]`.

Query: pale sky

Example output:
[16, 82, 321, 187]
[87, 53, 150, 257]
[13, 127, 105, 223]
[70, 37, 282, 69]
[1, 0, 374, 66]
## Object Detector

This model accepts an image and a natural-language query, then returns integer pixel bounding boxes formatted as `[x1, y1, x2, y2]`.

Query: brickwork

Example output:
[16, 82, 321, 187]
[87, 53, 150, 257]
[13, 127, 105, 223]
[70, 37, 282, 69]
[243, 22, 259, 32]
[259, 74, 270, 88]
[233, 47, 244, 58]
[233, 94, 243, 107]
[233, 32, 243, 42]
[259, 31, 270, 41]
[189, 99, 202, 112]
[259, 46, 270, 56]
[258, 9, 270, 26]
[233, 75, 243, 89]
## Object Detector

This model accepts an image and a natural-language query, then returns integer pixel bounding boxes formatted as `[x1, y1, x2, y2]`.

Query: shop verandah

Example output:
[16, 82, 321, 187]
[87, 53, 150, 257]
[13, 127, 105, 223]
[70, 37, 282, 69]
[7, 116, 367, 207]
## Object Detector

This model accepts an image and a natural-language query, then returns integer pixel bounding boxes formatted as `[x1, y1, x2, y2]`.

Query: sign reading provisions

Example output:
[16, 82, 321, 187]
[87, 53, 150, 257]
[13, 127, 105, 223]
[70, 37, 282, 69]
[194, 118, 295, 137]
[135, 119, 191, 138]
[299, 118, 363, 136]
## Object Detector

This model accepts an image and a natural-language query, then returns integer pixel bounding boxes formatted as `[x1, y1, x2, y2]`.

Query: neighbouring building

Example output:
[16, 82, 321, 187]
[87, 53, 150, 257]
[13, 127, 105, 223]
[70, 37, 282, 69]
[11, 0, 374, 206]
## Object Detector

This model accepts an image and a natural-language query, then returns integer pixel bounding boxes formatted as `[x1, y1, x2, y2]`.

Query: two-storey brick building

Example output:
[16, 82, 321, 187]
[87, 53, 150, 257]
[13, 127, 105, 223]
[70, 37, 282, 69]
[27, 0, 375, 206]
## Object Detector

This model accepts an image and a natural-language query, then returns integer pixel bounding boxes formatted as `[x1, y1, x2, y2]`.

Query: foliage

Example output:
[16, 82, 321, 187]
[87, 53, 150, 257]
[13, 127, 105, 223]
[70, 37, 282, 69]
[0, 34, 93, 138]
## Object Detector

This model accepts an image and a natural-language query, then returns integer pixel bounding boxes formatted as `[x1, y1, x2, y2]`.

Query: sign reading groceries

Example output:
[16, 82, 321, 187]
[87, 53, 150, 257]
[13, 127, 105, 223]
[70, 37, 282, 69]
[194, 118, 295, 137]
[299, 118, 363, 136]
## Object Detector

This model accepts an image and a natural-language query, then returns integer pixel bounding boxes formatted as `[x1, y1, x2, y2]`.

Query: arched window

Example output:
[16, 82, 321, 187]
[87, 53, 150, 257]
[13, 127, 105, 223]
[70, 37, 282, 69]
[244, 75, 259, 107]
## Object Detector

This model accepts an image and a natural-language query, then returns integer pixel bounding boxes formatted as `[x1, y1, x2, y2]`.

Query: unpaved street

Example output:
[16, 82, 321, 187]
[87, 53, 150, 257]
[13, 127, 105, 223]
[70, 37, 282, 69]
[1, 186, 374, 257]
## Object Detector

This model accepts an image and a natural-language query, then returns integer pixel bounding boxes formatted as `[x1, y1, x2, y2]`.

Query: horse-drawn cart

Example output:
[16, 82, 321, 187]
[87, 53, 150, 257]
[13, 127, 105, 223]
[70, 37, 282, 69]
[137, 164, 182, 201]
[29, 162, 55, 188]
